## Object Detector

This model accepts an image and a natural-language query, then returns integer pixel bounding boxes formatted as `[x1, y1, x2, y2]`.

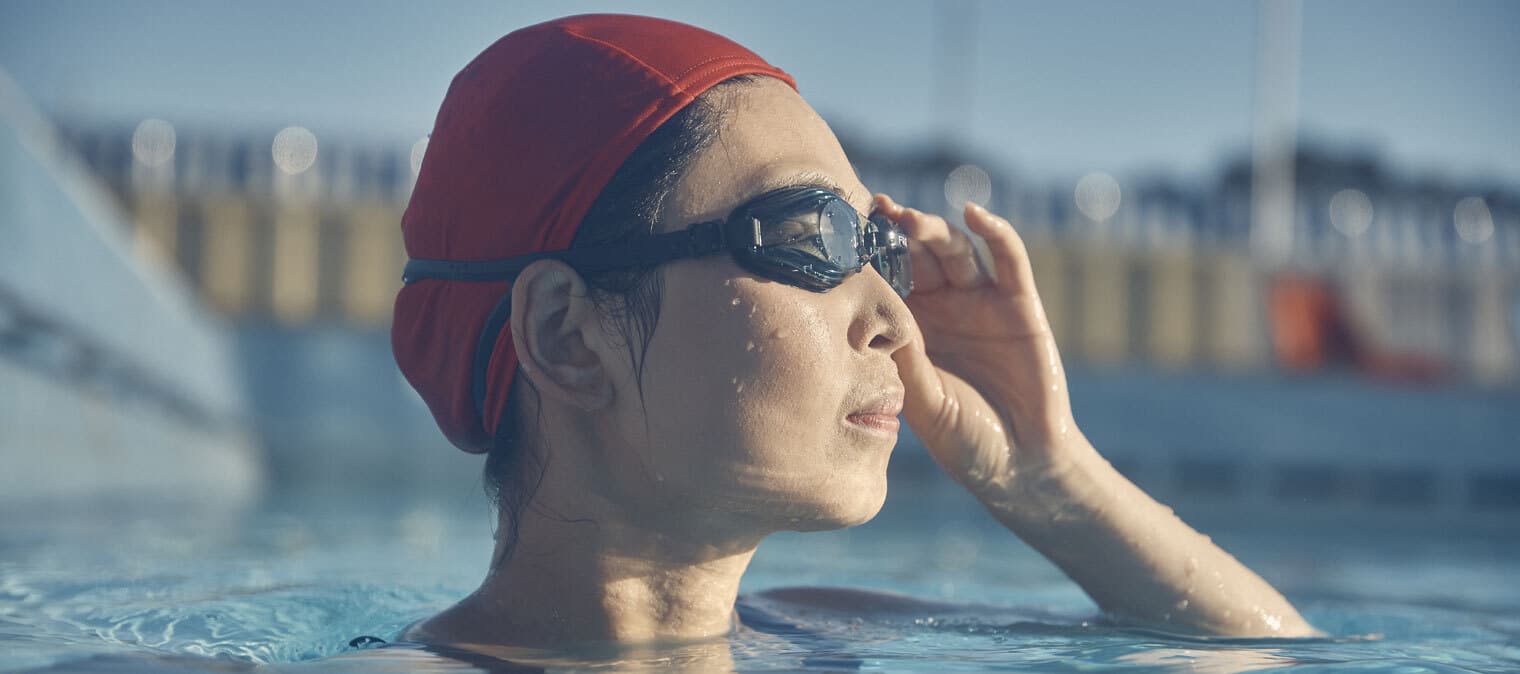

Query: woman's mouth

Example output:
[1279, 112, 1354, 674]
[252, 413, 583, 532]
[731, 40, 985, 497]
[846, 390, 904, 435]
[845, 413, 901, 435]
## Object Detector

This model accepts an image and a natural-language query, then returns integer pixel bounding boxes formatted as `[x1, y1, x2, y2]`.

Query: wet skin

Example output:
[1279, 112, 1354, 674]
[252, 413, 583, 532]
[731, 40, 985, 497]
[403, 77, 1316, 654]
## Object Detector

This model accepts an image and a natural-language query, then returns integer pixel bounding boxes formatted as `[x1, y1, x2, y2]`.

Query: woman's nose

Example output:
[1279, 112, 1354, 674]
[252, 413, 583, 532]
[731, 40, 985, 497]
[848, 268, 914, 355]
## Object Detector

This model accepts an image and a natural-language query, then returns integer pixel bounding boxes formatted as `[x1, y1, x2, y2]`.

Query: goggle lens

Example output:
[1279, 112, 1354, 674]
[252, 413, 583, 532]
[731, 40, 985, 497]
[868, 213, 913, 299]
[741, 190, 912, 298]
[818, 198, 862, 270]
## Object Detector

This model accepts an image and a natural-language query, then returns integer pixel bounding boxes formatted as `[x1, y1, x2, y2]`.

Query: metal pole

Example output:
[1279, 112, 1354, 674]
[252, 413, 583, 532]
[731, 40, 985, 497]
[1249, 0, 1302, 266]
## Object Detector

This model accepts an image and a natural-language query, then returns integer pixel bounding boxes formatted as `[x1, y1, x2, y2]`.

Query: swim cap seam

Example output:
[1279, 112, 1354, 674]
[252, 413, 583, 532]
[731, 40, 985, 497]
[672, 54, 777, 87]
[558, 26, 681, 90]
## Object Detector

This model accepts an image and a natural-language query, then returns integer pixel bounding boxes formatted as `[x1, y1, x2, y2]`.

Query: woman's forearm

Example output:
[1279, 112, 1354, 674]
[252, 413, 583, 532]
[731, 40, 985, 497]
[986, 433, 1318, 637]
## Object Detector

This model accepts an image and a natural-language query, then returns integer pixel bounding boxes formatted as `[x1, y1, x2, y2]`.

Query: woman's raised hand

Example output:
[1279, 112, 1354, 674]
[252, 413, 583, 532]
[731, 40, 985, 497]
[874, 194, 1083, 504]
[875, 196, 1318, 638]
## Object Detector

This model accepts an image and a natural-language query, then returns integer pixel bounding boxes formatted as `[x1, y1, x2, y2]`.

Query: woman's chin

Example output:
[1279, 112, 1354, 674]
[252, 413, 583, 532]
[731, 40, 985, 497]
[783, 482, 888, 532]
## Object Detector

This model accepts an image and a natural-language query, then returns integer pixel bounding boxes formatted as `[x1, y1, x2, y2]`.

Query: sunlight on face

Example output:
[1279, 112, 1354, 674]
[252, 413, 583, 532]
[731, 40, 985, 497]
[599, 79, 913, 535]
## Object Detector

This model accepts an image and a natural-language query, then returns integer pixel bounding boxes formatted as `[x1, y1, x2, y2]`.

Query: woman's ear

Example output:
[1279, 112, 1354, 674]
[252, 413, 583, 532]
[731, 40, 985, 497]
[508, 260, 615, 410]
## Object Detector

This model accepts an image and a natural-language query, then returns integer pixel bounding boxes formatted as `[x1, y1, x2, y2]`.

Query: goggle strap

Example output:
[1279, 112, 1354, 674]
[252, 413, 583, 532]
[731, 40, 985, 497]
[471, 288, 516, 421]
[423, 217, 757, 431]
[401, 218, 759, 285]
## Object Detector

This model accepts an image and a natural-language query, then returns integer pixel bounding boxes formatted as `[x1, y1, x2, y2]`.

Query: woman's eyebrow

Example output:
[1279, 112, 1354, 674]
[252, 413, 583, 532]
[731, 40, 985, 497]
[754, 171, 869, 212]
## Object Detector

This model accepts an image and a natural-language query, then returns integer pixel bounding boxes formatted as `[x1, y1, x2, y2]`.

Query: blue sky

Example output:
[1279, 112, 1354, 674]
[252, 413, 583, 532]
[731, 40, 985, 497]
[1, 0, 1516, 187]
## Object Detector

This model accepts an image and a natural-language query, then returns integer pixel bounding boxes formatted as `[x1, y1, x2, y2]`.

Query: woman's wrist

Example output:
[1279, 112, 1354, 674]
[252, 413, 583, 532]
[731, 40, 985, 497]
[975, 429, 1112, 538]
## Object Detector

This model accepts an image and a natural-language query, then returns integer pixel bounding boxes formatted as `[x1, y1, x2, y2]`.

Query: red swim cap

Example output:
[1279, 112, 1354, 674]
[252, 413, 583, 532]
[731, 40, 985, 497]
[392, 14, 796, 453]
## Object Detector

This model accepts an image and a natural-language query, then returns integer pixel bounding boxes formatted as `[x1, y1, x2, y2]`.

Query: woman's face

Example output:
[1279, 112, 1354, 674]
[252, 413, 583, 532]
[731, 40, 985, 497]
[597, 78, 915, 535]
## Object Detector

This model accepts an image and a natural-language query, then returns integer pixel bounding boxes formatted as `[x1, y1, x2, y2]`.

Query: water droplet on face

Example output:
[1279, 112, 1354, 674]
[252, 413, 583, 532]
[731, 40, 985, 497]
[730, 297, 742, 307]
[735, 383, 745, 393]
[1256, 607, 1284, 632]
[745, 341, 755, 351]
[729, 377, 738, 385]
[1174, 598, 1190, 611]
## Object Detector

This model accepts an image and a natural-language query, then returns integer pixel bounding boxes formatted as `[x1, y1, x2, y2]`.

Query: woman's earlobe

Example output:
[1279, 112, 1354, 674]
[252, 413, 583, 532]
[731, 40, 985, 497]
[509, 261, 615, 410]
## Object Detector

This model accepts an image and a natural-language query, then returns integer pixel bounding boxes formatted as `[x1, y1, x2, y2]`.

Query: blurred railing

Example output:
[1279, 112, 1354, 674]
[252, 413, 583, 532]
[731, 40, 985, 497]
[61, 122, 411, 327]
[855, 142, 1519, 386]
[55, 120, 1520, 388]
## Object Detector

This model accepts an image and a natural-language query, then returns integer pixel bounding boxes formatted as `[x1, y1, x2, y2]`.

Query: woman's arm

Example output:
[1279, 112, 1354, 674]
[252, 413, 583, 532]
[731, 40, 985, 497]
[986, 431, 1314, 636]
[875, 195, 1316, 637]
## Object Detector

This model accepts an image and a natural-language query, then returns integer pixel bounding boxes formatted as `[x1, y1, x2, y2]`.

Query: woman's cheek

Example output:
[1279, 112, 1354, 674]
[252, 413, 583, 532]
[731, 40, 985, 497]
[730, 292, 837, 453]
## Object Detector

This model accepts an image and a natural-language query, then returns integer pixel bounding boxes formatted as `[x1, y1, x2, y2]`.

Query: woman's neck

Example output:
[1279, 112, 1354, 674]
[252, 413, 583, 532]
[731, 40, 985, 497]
[413, 483, 764, 648]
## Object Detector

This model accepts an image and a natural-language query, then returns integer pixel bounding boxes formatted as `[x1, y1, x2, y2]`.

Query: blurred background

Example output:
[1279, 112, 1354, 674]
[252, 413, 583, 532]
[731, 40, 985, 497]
[2, 0, 1517, 529]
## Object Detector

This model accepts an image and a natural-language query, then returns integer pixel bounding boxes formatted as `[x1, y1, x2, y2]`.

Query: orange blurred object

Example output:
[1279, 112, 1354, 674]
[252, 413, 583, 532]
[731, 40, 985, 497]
[1267, 275, 1446, 384]
[1269, 275, 1346, 371]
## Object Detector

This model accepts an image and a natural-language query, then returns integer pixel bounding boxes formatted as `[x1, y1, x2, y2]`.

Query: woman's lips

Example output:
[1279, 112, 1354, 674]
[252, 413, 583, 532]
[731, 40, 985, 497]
[846, 390, 904, 435]
[846, 413, 901, 434]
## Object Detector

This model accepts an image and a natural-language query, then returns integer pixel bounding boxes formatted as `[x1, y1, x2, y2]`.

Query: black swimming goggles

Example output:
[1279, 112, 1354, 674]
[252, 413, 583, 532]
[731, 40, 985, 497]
[402, 186, 913, 299]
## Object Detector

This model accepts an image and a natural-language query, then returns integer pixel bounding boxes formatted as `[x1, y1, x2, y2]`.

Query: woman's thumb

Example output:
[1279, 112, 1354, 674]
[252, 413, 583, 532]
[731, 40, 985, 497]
[892, 338, 1010, 490]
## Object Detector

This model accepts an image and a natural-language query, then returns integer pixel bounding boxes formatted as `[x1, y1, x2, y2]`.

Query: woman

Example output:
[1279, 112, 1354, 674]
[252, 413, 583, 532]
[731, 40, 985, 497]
[389, 13, 1316, 653]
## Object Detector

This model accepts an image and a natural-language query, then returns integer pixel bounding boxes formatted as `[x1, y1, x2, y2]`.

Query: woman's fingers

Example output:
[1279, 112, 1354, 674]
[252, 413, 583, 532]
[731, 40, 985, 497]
[909, 238, 948, 293]
[961, 201, 1038, 296]
[875, 195, 945, 292]
[875, 194, 983, 289]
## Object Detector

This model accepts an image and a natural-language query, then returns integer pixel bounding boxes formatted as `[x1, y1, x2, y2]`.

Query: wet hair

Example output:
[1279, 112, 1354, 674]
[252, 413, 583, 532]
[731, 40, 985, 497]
[482, 75, 759, 567]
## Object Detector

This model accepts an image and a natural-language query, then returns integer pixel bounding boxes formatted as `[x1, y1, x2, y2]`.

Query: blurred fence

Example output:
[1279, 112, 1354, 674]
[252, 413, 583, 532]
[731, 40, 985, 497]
[54, 121, 1520, 389]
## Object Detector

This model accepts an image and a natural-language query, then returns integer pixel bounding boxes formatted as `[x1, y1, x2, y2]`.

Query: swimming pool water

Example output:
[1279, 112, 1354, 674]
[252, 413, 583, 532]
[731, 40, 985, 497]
[2, 478, 1517, 673]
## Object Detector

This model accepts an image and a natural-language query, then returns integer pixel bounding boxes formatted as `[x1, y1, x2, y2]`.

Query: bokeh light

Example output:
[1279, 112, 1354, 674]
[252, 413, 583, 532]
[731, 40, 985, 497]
[1075, 171, 1121, 222]
[1329, 189, 1373, 238]
[272, 126, 318, 175]
[130, 118, 176, 167]
[943, 164, 992, 209]
[409, 136, 428, 176]
[1453, 196, 1494, 244]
